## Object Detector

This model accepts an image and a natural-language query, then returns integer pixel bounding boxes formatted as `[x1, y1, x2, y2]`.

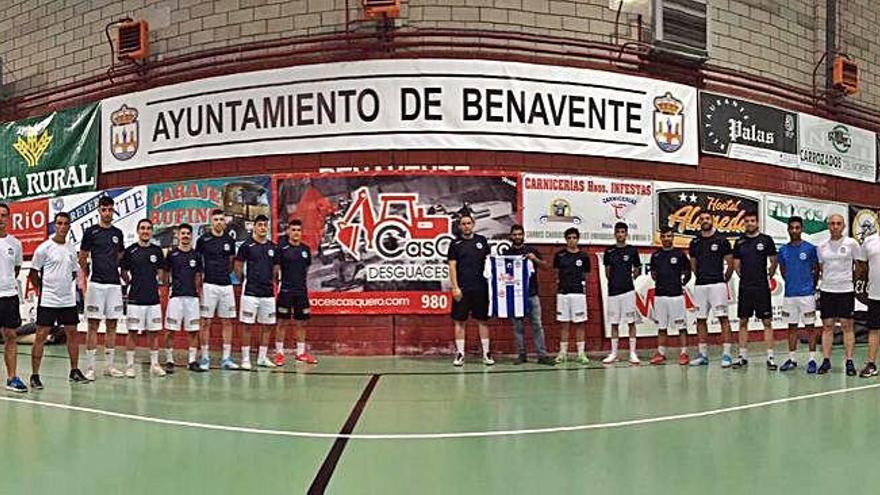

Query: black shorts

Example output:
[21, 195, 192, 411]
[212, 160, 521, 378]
[451, 288, 489, 322]
[867, 300, 880, 329]
[737, 286, 772, 319]
[36, 306, 79, 327]
[819, 291, 854, 320]
[0, 295, 22, 330]
[277, 291, 310, 321]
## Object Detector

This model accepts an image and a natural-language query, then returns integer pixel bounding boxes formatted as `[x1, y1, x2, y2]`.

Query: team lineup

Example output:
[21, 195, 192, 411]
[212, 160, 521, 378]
[2, 197, 880, 392]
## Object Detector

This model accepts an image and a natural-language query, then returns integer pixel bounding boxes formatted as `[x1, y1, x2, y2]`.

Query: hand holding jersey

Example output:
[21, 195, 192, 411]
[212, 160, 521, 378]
[506, 225, 552, 365]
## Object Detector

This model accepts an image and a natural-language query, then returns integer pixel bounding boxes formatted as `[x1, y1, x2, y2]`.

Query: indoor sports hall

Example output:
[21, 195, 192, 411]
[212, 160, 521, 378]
[2, 1, 880, 494]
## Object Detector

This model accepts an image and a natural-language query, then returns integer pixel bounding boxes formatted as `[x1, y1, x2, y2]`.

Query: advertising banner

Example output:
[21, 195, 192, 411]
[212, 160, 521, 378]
[101, 59, 698, 172]
[798, 113, 877, 182]
[848, 204, 879, 244]
[700, 92, 798, 167]
[8, 198, 49, 257]
[521, 174, 653, 246]
[0, 103, 98, 201]
[275, 172, 518, 314]
[49, 187, 148, 249]
[654, 183, 761, 247]
[147, 176, 271, 248]
[763, 194, 847, 245]
[596, 251, 787, 336]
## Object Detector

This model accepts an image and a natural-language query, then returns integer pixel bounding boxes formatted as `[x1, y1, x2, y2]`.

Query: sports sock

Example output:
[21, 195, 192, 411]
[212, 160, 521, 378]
[275, 341, 284, 354]
[222, 344, 232, 360]
[126, 350, 135, 367]
[149, 350, 159, 367]
[86, 349, 97, 369]
[201, 344, 210, 359]
[559, 342, 569, 354]
[165, 348, 174, 363]
[680, 346, 688, 355]
[789, 351, 796, 362]
[296, 342, 306, 356]
[628, 339, 637, 355]
[455, 339, 465, 354]
[610, 338, 619, 355]
[576, 341, 585, 355]
[809, 351, 816, 362]
[241, 346, 251, 362]
[767, 349, 774, 360]
[106, 348, 116, 366]
[188, 347, 197, 363]
[740, 348, 748, 360]
[481, 338, 490, 357]
[658, 345, 667, 356]
[258, 346, 268, 362]
[698, 343, 708, 356]
[723, 343, 732, 355]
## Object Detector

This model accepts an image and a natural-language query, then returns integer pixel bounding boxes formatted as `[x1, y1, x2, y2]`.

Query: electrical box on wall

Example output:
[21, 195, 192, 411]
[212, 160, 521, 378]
[117, 20, 150, 61]
[363, 0, 400, 19]
[833, 56, 859, 95]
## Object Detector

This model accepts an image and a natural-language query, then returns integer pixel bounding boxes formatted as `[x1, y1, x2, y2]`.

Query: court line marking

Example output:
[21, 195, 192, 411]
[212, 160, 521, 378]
[3, 381, 880, 440]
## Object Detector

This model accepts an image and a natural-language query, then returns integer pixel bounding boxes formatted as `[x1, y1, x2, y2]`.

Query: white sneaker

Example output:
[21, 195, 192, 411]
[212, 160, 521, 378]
[84, 368, 96, 381]
[241, 360, 253, 371]
[257, 358, 276, 368]
[150, 364, 166, 377]
[628, 353, 641, 366]
[105, 366, 125, 378]
[482, 353, 495, 366]
[453, 352, 465, 367]
[125, 366, 137, 378]
[602, 353, 619, 364]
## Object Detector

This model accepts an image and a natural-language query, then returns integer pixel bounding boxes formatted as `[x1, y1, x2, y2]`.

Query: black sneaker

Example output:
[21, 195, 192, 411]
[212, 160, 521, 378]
[846, 359, 857, 377]
[513, 354, 528, 365]
[766, 359, 778, 371]
[536, 355, 556, 366]
[732, 357, 748, 369]
[188, 361, 206, 372]
[164, 361, 175, 374]
[779, 359, 797, 372]
[68, 368, 88, 383]
[29, 374, 44, 390]
[859, 362, 878, 378]
[817, 358, 832, 375]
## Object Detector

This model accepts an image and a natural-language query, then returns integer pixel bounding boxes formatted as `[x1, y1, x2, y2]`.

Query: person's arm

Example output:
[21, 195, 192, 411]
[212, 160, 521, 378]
[448, 242, 462, 301]
[778, 250, 787, 278]
[526, 249, 548, 269]
[650, 256, 657, 282]
[234, 243, 246, 284]
[119, 248, 131, 285]
[603, 251, 611, 281]
[631, 252, 641, 281]
[78, 250, 90, 280]
[681, 254, 692, 286]
[768, 255, 778, 279]
[28, 268, 41, 295]
[725, 254, 736, 282]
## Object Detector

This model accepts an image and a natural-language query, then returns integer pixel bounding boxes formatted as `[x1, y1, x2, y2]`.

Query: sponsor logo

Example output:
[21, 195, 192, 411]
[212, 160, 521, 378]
[223, 243, 230, 251]
[189, 259, 196, 268]
[602, 196, 638, 220]
[828, 124, 852, 153]
[670, 257, 678, 265]
[852, 208, 878, 243]
[149, 254, 157, 263]
[710, 244, 718, 252]
[653, 92, 684, 153]
[799, 252, 807, 260]
[538, 198, 582, 225]
[757, 242, 765, 251]
[13, 127, 52, 168]
[301, 251, 308, 258]
[110, 104, 139, 161]
[658, 188, 759, 241]
[576, 260, 583, 267]
[112, 236, 119, 244]
[766, 198, 833, 235]
[268, 248, 274, 257]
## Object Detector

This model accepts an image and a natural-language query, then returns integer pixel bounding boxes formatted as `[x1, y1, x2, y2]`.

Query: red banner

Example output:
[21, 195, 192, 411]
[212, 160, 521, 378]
[309, 291, 451, 315]
[8, 198, 48, 256]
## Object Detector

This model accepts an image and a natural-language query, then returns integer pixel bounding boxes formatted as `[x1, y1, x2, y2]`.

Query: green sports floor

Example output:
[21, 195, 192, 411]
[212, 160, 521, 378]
[2, 345, 879, 494]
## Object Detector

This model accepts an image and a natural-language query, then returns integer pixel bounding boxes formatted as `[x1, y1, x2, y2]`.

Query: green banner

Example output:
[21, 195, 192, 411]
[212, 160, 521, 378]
[0, 103, 98, 201]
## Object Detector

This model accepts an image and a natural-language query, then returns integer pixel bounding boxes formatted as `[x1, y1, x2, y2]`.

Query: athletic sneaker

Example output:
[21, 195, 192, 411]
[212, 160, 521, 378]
[846, 359, 857, 377]
[199, 356, 210, 371]
[806, 360, 818, 374]
[125, 366, 137, 378]
[859, 362, 878, 378]
[766, 358, 778, 371]
[649, 352, 666, 365]
[296, 353, 318, 365]
[273, 352, 285, 367]
[220, 357, 240, 370]
[576, 353, 590, 365]
[721, 354, 734, 368]
[5, 376, 27, 393]
[483, 353, 495, 366]
[188, 361, 204, 372]
[555, 351, 568, 364]
[628, 354, 641, 366]
[453, 352, 465, 367]
[29, 374, 43, 390]
[241, 360, 253, 371]
[689, 354, 708, 366]
[513, 354, 528, 365]
[779, 359, 797, 372]
[601, 353, 618, 364]
[536, 356, 556, 366]
[150, 364, 167, 377]
[83, 368, 96, 381]
[105, 366, 125, 378]
[817, 358, 832, 374]
[164, 361, 175, 375]
[257, 358, 277, 368]
[732, 357, 748, 368]
[69, 369, 88, 383]
[678, 353, 690, 366]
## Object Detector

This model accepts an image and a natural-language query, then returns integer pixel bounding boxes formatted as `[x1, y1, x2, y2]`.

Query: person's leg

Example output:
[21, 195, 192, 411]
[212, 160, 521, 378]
[787, 324, 798, 357]
[163, 330, 175, 367]
[478, 321, 492, 363]
[258, 324, 275, 366]
[627, 322, 639, 363]
[105, 318, 119, 371]
[64, 325, 79, 370]
[512, 317, 526, 358]
[275, 319, 286, 361]
[737, 318, 749, 360]
[453, 320, 466, 362]
[843, 318, 855, 361]
[30, 326, 52, 375]
[821, 318, 835, 359]
[867, 330, 879, 364]
[529, 296, 547, 359]
[2, 328, 16, 379]
[187, 331, 200, 365]
[608, 324, 620, 360]
[696, 318, 709, 360]
[125, 330, 138, 374]
[719, 316, 733, 364]
[653, 329, 668, 365]
[241, 324, 252, 367]
[86, 318, 99, 373]
[148, 331, 162, 374]
[574, 322, 585, 356]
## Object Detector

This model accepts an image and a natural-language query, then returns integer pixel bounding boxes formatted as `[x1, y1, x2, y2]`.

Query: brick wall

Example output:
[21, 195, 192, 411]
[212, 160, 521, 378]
[2, 1, 879, 108]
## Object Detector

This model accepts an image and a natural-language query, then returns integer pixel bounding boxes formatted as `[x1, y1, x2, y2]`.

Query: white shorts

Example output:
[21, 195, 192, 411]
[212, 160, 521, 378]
[654, 295, 687, 335]
[782, 295, 817, 326]
[556, 293, 588, 323]
[606, 291, 642, 326]
[201, 283, 236, 319]
[85, 283, 124, 320]
[694, 283, 729, 320]
[240, 295, 276, 325]
[166, 297, 201, 332]
[126, 304, 163, 333]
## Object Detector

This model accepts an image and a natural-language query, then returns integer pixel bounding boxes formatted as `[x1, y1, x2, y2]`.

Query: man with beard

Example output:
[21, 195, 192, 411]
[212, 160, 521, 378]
[506, 224, 553, 365]
[776, 216, 821, 373]
[649, 225, 692, 365]
[448, 214, 493, 366]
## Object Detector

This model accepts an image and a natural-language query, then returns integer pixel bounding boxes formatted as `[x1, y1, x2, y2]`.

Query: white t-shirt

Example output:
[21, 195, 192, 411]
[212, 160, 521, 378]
[862, 233, 880, 300]
[32, 238, 79, 308]
[817, 237, 862, 293]
[0, 235, 22, 298]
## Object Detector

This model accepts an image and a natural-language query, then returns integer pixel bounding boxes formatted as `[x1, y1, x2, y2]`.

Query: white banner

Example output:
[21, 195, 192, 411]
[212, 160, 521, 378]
[101, 59, 699, 171]
[596, 251, 788, 337]
[522, 174, 653, 245]
[49, 186, 148, 249]
[798, 113, 876, 182]
[762, 193, 847, 246]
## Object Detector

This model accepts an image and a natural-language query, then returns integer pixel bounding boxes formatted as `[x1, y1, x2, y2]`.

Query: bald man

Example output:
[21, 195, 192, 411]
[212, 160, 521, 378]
[816, 214, 864, 376]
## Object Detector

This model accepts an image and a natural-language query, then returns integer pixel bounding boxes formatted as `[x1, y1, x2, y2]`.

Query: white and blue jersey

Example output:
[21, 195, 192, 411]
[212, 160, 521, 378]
[484, 255, 534, 319]
[778, 241, 818, 297]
